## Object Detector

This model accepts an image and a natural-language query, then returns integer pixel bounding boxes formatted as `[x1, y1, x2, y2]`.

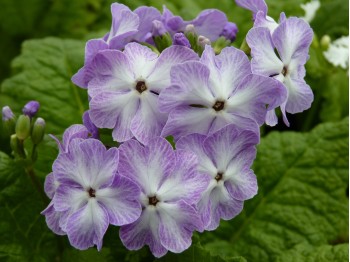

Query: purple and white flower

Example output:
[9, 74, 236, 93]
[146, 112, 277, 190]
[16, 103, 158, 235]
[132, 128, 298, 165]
[159, 45, 286, 139]
[246, 17, 314, 125]
[43, 138, 141, 250]
[177, 124, 259, 230]
[87, 42, 198, 144]
[118, 137, 209, 257]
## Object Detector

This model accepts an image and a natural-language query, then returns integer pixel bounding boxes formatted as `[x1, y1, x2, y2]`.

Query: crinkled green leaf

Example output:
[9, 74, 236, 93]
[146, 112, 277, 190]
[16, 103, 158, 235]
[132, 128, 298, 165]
[1, 37, 88, 135]
[156, 238, 246, 262]
[0, 152, 57, 261]
[275, 243, 348, 262]
[201, 118, 349, 261]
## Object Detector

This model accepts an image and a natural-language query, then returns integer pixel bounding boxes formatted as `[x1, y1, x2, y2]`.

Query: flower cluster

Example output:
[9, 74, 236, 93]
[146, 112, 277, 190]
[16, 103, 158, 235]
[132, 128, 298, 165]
[41, 0, 314, 257]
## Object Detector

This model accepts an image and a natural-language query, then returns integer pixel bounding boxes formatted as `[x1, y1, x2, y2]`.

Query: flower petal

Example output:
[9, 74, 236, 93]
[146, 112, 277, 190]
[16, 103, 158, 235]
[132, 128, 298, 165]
[159, 61, 213, 113]
[61, 124, 89, 152]
[41, 202, 66, 235]
[177, 134, 217, 175]
[44, 172, 58, 199]
[284, 76, 314, 113]
[203, 125, 259, 173]
[123, 43, 158, 78]
[89, 91, 139, 142]
[66, 199, 109, 251]
[246, 27, 284, 77]
[157, 150, 210, 205]
[88, 50, 134, 97]
[161, 107, 215, 139]
[53, 184, 87, 212]
[191, 9, 228, 41]
[134, 6, 162, 42]
[97, 175, 141, 226]
[130, 92, 168, 145]
[235, 0, 268, 15]
[158, 201, 202, 253]
[272, 17, 313, 66]
[146, 46, 199, 93]
[227, 74, 287, 125]
[119, 207, 168, 257]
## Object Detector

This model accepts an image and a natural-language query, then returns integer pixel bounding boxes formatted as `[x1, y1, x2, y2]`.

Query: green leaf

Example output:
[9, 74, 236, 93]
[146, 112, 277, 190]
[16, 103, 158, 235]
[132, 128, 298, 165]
[0, 151, 58, 261]
[156, 238, 246, 262]
[275, 243, 348, 262]
[201, 118, 349, 261]
[1, 37, 88, 135]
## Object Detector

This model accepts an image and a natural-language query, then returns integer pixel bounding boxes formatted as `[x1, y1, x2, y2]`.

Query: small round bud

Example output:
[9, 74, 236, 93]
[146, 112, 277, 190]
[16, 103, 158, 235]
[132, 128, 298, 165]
[173, 33, 191, 48]
[2, 106, 16, 134]
[220, 22, 238, 42]
[198, 35, 211, 47]
[320, 35, 331, 50]
[22, 101, 40, 117]
[185, 24, 195, 34]
[15, 115, 31, 140]
[2, 106, 15, 121]
[31, 117, 46, 145]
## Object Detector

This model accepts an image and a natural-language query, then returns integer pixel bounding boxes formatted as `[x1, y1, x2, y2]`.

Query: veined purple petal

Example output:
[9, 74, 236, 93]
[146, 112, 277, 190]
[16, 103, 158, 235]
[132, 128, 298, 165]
[44, 172, 59, 199]
[130, 92, 168, 145]
[157, 150, 210, 205]
[97, 175, 141, 226]
[146, 45, 199, 93]
[66, 199, 109, 251]
[284, 77, 313, 113]
[158, 201, 203, 252]
[227, 74, 287, 125]
[189, 9, 228, 41]
[254, 11, 279, 33]
[53, 184, 87, 212]
[247, 27, 284, 76]
[134, 6, 162, 42]
[235, 0, 268, 16]
[272, 17, 313, 66]
[120, 207, 168, 257]
[83, 111, 99, 139]
[41, 202, 66, 235]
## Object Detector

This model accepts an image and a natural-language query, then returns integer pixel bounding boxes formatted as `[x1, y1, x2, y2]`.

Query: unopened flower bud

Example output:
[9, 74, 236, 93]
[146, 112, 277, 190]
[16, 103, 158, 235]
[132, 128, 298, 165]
[10, 134, 19, 153]
[22, 100, 40, 117]
[320, 35, 331, 50]
[31, 117, 46, 145]
[220, 22, 238, 42]
[173, 33, 191, 48]
[15, 115, 31, 140]
[198, 35, 211, 47]
[185, 24, 195, 34]
[2, 106, 16, 134]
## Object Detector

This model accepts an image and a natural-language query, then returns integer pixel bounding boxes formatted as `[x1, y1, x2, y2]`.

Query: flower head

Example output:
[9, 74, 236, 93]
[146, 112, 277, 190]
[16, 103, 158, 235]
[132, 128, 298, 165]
[177, 124, 259, 230]
[246, 17, 314, 125]
[2, 106, 15, 121]
[159, 45, 286, 139]
[118, 137, 209, 257]
[87, 42, 198, 144]
[43, 138, 141, 250]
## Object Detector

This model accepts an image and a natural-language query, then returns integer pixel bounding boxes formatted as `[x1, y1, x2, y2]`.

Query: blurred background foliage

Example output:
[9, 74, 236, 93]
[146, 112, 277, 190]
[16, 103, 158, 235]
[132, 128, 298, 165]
[0, 0, 348, 261]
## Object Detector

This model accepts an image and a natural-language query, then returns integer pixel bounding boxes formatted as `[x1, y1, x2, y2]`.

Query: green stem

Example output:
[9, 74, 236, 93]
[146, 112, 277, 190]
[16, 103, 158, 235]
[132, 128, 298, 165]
[25, 166, 48, 205]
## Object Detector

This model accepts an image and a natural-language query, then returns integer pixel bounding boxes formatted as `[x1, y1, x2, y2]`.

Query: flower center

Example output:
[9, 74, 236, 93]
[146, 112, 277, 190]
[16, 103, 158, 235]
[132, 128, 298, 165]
[88, 188, 96, 198]
[212, 100, 225, 111]
[136, 81, 147, 93]
[215, 172, 223, 182]
[148, 195, 159, 206]
[282, 66, 288, 76]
